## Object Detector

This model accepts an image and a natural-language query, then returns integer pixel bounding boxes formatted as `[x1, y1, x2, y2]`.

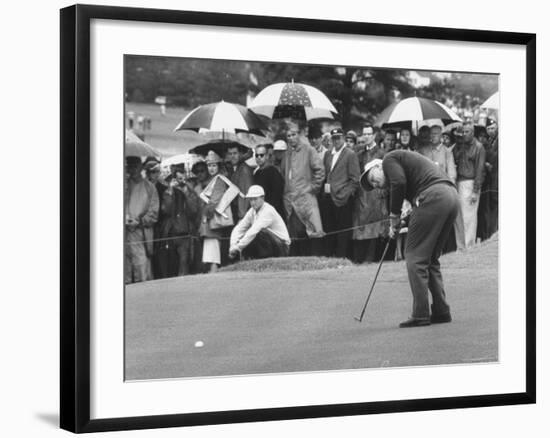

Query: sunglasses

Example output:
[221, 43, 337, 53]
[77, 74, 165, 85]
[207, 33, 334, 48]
[256, 153, 266, 158]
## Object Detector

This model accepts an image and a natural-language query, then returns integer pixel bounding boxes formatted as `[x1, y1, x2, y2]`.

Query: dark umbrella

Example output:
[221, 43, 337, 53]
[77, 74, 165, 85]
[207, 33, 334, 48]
[189, 139, 250, 158]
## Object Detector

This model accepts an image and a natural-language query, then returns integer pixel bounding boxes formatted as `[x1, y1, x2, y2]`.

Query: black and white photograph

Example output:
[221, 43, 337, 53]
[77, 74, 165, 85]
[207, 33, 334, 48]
[123, 55, 500, 381]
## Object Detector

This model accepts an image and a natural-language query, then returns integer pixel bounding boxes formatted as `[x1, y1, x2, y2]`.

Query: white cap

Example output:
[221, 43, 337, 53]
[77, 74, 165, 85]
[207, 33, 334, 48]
[273, 139, 287, 151]
[245, 185, 265, 198]
[360, 159, 383, 191]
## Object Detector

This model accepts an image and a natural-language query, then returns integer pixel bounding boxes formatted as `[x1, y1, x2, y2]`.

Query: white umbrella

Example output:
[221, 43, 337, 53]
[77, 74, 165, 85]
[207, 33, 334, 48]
[125, 129, 161, 158]
[481, 92, 499, 110]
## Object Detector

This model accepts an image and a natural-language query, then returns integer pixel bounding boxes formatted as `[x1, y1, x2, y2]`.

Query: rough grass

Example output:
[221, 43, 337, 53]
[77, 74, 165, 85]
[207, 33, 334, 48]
[220, 232, 499, 274]
[219, 256, 354, 273]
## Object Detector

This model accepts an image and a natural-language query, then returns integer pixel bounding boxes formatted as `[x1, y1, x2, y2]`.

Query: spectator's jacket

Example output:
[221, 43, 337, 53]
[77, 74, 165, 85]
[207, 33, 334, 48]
[453, 138, 486, 193]
[281, 138, 325, 237]
[253, 165, 285, 219]
[160, 184, 201, 237]
[353, 144, 388, 240]
[125, 177, 159, 255]
[229, 162, 254, 220]
[416, 143, 457, 183]
[323, 146, 360, 207]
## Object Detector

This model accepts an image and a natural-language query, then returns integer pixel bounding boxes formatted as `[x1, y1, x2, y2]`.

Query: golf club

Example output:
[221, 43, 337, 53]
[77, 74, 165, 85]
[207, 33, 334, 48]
[354, 238, 392, 322]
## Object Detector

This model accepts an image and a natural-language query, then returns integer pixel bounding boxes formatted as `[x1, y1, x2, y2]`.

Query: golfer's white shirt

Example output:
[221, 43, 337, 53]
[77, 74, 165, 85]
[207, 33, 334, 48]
[230, 202, 290, 251]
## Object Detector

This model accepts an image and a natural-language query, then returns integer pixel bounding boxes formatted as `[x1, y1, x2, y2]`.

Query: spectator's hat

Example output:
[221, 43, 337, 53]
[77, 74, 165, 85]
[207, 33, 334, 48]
[143, 155, 160, 166]
[273, 139, 287, 151]
[245, 185, 265, 198]
[330, 127, 344, 137]
[125, 156, 142, 166]
[486, 117, 497, 127]
[205, 150, 222, 164]
[359, 158, 383, 191]
[144, 160, 160, 173]
[345, 130, 357, 142]
[452, 125, 464, 137]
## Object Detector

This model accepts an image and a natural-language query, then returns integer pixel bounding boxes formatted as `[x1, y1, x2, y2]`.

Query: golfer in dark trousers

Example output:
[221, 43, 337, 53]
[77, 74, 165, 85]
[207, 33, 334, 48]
[360, 150, 459, 328]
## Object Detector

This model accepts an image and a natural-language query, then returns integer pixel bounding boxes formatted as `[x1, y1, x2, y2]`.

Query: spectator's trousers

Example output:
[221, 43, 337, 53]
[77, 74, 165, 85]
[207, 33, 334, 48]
[242, 229, 290, 259]
[405, 183, 459, 319]
[454, 179, 480, 249]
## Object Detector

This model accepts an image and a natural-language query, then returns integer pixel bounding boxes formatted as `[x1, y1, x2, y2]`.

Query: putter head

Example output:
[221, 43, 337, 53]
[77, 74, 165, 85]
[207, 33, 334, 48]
[354, 316, 363, 322]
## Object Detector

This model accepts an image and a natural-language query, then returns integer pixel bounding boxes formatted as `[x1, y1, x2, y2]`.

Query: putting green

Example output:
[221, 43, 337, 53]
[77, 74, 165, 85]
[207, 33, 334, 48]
[125, 236, 498, 380]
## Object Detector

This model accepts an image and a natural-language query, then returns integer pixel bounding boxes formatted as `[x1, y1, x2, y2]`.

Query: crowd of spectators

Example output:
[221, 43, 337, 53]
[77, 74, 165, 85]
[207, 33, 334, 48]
[125, 116, 499, 284]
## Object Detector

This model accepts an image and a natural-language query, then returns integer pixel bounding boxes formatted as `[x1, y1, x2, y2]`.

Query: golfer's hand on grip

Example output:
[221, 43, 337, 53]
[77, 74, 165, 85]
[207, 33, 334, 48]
[388, 213, 400, 239]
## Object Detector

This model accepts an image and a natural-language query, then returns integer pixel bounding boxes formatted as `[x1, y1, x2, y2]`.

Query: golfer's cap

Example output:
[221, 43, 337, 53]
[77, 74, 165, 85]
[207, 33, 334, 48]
[273, 140, 287, 151]
[330, 127, 344, 137]
[360, 158, 383, 191]
[245, 185, 265, 198]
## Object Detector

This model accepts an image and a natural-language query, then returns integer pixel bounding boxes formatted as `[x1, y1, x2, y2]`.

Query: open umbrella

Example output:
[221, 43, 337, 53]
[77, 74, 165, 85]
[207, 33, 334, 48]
[481, 91, 499, 110]
[125, 129, 161, 158]
[374, 97, 462, 130]
[189, 139, 251, 158]
[249, 81, 338, 121]
[174, 100, 268, 137]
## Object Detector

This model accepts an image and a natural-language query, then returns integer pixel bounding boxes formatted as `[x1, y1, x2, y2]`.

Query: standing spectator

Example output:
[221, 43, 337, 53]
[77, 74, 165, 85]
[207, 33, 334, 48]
[158, 167, 201, 277]
[199, 151, 238, 273]
[229, 185, 290, 260]
[272, 139, 287, 172]
[355, 135, 368, 154]
[321, 128, 360, 258]
[281, 120, 325, 256]
[227, 144, 254, 222]
[453, 122, 486, 249]
[308, 126, 327, 162]
[417, 125, 457, 183]
[417, 125, 431, 149]
[253, 144, 285, 220]
[382, 129, 397, 152]
[441, 131, 454, 149]
[397, 127, 416, 151]
[125, 156, 159, 284]
[478, 118, 499, 239]
[345, 130, 358, 150]
[144, 160, 167, 279]
[352, 124, 388, 263]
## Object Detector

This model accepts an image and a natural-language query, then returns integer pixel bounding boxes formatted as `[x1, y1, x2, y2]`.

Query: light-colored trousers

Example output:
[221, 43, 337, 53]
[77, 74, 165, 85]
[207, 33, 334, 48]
[454, 179, 480, 250]
[125, 228, 152, 284]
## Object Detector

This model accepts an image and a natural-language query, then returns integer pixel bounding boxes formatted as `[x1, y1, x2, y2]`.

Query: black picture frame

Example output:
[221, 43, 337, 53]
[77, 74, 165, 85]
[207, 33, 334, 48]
[60, 4, 536, 433]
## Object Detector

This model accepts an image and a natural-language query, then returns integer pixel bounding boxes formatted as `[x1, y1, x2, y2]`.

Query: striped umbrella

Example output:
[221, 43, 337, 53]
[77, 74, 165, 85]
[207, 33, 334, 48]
[249, 81, 338, 121]
[374, 97, 462, 128]
[173, 100, 268, 137]
[125, 129, 161, 159]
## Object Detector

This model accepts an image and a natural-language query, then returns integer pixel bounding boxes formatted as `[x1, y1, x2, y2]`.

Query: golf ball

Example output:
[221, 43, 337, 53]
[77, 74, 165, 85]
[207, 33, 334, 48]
[194, 341, 204, 348]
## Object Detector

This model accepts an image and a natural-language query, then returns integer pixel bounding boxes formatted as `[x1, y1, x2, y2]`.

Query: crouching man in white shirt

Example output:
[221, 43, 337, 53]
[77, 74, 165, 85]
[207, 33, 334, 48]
[229, 185, 291, 260]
